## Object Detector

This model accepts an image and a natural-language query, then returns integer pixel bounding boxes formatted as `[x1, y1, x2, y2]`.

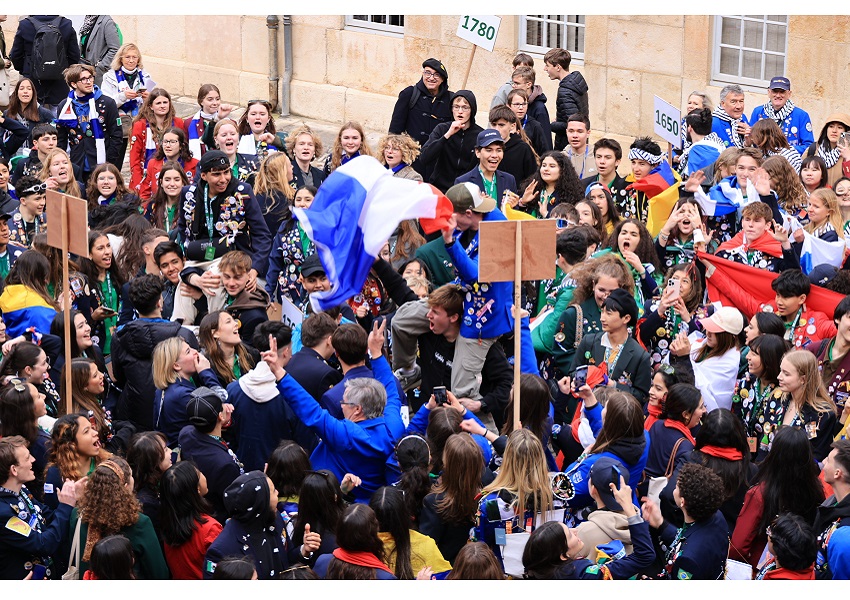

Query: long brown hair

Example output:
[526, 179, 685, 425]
[4, 249, 58, 309]
[587, 392, 645, 455]
[135, 87, 176, 134]
[85, 163, 133, 211]
[445, 542, 505, 580]
[330, 121, 373, 170]
[237, 100, 277, 136]
[783, 349, 837, 415]
[695, 330, 739, 362]
[198, 311, 255, 385]
[390, 220, 426, 264]
[148, 161, 189, 231]
[47, 413, 110, 481]
[502, 373, 551, 443]
[78, 457, 141, 560]
[6, 78, 43, 122]
[750, 119, 792, 152]
[433, 433, 483, 524]
[480, 429, 554, 518]
[61, 358, 109, 443]
[763, 155, 807, 214]
[32, 233, 81, 296]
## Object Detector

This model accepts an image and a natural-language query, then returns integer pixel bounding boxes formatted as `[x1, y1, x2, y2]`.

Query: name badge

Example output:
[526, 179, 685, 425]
[205, 245, 216, 261]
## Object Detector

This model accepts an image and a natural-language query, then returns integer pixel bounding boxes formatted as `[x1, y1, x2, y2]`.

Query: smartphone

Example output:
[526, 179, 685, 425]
[836, 391, 849, 409]
[573, 365, 589, 390]
[667, 278, 681, 299]
[31, 564, 46, 580]
[611, 464, 622, 489]
[433, 386, 448, 406]
[99, 307, 118, 317]
[693, 228, 705, 244]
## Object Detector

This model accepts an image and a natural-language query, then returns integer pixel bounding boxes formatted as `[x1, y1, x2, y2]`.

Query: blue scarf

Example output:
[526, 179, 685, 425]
[115, 68, 145, 115]
[56, 87, 106, 166]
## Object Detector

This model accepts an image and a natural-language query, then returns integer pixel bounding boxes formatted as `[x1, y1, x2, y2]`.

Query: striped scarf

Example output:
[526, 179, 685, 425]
[188, 110, 216, 160]
[760, 99, 795, 125]
[56, 90, 106, 165]
[816, 142, 842, 169]
[711, 107, 746, 148]
[114, 68, 146, 115]
[767, 147, 802, 172]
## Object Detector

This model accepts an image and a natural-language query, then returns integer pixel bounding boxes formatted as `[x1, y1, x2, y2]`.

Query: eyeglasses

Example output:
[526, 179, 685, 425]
[451, 105, 471, 112]
[510, 102, 528, 108]
[339, 402, 359, 407]
[422, 70, 442, 81]
[77, 76, 95, 83]
[161, 139, 180, 145]
[22, 182, 48, 195]
[510, 81, 526, 88]
[553, 218, 572, 229]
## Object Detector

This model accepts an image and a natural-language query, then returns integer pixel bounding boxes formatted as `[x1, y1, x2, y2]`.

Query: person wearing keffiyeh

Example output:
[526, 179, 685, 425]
[711, 84, 750, 149]
[55, 64, 123, 183]
[804, 113, 850, 187]
[750, 77, 814, 155]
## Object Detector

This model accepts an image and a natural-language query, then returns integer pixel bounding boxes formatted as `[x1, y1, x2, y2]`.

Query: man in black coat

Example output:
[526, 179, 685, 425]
[389, 58, 453, 179]
[9, 15, 81, 114]
[111, 274, 199, 431]
[285, 311, 342, 402]
[54, 63, 123, 181]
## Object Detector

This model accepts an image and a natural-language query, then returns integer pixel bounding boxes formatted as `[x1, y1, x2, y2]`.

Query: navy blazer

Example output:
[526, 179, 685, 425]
[291, 165, 326, 190]
[454, 167, 517, 200]
[286, 347, 343, 402]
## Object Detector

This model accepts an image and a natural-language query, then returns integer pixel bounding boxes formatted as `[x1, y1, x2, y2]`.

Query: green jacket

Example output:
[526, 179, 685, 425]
[532, 281, 575, 354]
[551, 298, 603, 377]
[415, 237, 456, 287]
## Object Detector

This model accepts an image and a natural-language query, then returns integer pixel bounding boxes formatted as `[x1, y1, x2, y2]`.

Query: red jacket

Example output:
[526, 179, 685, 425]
[128, 117, 185, 191]
[138, 156, 199, 202]
[760, 562, 816, 580]
[730, 482, 767, 569]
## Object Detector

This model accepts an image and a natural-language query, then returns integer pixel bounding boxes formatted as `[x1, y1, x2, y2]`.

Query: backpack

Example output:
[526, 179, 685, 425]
[28, 16, 69, 81]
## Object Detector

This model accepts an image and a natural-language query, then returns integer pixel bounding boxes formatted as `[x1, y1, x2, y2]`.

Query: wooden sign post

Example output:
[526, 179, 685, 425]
[46, 190, 89, 415]
[456, 15, 502, 89]
[479, 219, 556, 431]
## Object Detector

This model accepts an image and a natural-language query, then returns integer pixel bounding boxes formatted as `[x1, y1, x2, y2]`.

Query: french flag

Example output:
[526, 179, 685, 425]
[294, 156, 452, 312]
[800, 230, 845, 275]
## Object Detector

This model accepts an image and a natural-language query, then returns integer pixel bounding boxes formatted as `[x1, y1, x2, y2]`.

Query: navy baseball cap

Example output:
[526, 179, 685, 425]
[590, 457, 630, 511]
[476, 129, 504, 148]
[769, 77, 791, 91]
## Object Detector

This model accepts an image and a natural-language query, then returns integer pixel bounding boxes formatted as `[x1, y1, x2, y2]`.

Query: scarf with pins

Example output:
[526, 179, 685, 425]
[56, 89, 106, 165]
[711, 106, 746, 148]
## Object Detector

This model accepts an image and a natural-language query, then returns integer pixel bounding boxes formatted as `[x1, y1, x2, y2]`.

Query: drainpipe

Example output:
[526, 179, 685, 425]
[280, 15, 293, 116]
[267, 15, 280, 112]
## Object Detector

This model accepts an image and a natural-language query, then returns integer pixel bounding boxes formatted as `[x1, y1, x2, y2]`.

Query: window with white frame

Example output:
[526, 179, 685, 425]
[345, 15, 405, 35]
[519, 15, 585, 59]
[712, 15, 788, 86]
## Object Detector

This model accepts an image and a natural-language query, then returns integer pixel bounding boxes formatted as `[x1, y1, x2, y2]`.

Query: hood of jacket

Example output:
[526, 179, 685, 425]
[228, 287, 270, 312]
[415, 78, 449, 101]
[562, 71, 589, 95]
[605, 434, 647, 466]
[237, 361, 279, 403]
[452, 90, 478, 122]
[114, 319, 186, 359]
[528, 85, 546, 105]
[583, 509, 633, 544]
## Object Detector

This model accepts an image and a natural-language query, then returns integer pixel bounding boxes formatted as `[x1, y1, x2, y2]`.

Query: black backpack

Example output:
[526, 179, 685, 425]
[28, 16, 68, 81]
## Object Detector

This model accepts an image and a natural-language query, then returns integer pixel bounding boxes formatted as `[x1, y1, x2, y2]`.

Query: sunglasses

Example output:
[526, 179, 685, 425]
[5, 377, 26, 392]
[23, 182, 48, 195]
[657, 363, 676, 376]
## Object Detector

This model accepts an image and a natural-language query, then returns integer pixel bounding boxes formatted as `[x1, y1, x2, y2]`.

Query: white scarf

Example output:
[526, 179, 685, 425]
[57, 96, 106, 164]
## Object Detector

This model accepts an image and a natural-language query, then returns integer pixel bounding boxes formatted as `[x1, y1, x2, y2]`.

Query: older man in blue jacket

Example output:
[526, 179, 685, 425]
[261, 320, 405, 503]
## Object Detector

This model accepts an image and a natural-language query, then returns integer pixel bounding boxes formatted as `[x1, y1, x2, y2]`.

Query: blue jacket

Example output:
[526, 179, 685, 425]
[655, 510, 729, 579]
[320, 364, 405, 420]
[276, 355, 405, 502]
[178, 425, 243, 523]
[285, 347, 342, 402]
[444, 208, 514, 340]
[454, 167, 518, 198]
[154, 368, 226, 447]
[750, 104, 814, 155]
[711, 113, 750, 149]
[226, 367, 318, 472]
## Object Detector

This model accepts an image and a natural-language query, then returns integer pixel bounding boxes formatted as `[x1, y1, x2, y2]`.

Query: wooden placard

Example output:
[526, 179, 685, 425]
[46, 189, 90, 258]
[478, 219, 557, 283]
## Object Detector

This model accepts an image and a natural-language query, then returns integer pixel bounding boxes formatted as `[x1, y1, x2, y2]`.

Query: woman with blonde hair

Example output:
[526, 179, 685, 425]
[39, 148, 83, 198]
[713, 147, 740, 184]
[102, 43, 156, 162]
[213, 118, 260, 185]
[323, 121, 373, 175]
[69, 456, 169, 578]
[762, 155, 810, 224]
[253, 151, 296, 234]
[769, 349, 838, 462]
[472, 429, 555, 572]
[377, 133, 422, 181]
[285, 123, 326, 189]
[793, 189, 845, 258]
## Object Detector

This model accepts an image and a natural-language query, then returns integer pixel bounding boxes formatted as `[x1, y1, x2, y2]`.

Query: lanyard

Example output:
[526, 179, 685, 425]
[166, 204, 177, 231]
[478, 167, 497, 199]
[233, 355, 242, 379]
[569, 145, 591, 178]
[204, 186, 215, 240]
[784, 306, 804, 342]
[605, 343, 623, 372]
[297, 222, 311, 258]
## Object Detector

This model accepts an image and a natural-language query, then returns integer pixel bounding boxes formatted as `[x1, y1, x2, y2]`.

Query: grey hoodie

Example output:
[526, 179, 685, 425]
[574, 509, 634, 556]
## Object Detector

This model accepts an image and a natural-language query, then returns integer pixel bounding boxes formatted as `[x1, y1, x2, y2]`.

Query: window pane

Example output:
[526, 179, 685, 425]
[526, 20, 542, 46]
[765, 24, 785, 53]
[742, 50, 762, 79]
[520, 15, 584, 55]
[721, 18, 741, 46]
[767, 15, 788, 23]
[765, 54, 785, 79]
[719, 47, 740, 75]
[547, 21, 562, 48]
[743, 20, 764, 49]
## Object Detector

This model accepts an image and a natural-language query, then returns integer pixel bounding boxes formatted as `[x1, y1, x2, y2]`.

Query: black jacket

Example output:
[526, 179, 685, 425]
[527, 87, 552, 148]
[814, 494, 850, 579]
[522, 115, 550, 157]
[0, 116, 28, 160]
[389, 79, 453, 147]
[9, 16, 81, 105]
[551, 71, 589, 149]
[285, 347, 343, 402]
[178, 425, 243, 524]
[55, 89, 124, 172]
[454, 166, 518, 199]
[572, 333, 651, 404]
[111, 318, 198, 430]
[498, 133, 538, 191]
[420, 90, 483, 193]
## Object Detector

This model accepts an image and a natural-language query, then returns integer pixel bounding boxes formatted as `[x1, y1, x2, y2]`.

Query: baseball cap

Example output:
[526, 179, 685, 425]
[0, 213, 12, 222]
[769, 76, 791, 91]
[445, 182, 496, 214]
[476, 128, 505, 149]
[700, 306, 744, 335]
[590, 457, 630, 511]
[809, 264, 839, 287]
[186, 386, 223, 430]
[198, 150, 230, 173]
[299, 253, 326, 278]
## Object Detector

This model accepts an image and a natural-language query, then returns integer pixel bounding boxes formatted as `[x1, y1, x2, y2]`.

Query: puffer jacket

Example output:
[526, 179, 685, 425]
[551, 71, 589, 149]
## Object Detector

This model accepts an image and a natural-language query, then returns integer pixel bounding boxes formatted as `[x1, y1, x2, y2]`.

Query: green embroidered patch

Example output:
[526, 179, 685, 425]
[676, 569, 693, 580]
[585, 565, 600, 574]
[205, 560, 216, 573]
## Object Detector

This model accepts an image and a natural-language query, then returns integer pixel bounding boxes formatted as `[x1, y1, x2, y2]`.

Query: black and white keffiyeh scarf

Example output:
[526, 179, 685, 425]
[712, 107, 746, 148]
[761, 99, 796, 125]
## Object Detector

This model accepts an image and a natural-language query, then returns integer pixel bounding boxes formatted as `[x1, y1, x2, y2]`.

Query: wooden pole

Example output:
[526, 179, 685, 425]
[61, 197, 73, 416]
[668, 142, 674, 168]
[461, 46, 477, 90]
[513, 222, 522, 432]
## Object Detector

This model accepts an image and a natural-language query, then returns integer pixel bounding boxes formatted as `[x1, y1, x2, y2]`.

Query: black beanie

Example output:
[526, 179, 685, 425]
[422, 58, 448, 84]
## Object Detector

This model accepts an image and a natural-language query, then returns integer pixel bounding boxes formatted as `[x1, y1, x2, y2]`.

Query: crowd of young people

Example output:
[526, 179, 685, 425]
[0, 20, 849, 582]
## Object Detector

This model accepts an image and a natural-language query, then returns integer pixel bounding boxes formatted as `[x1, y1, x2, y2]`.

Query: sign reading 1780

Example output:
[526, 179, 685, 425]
[456, 15, 502, 52]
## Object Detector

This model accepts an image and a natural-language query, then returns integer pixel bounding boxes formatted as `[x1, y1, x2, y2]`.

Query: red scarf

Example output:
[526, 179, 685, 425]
[663, 419, 696, 444]
[332, 548, 393, 574]
[717, 231, 782, 258]
[83, 570, 97, 580]
[699, 444, 743, 460]
[645, 403, 663, 431]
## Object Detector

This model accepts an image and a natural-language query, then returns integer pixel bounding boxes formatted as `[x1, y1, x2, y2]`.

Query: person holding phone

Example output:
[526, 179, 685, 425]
[77, 231, 124, 356]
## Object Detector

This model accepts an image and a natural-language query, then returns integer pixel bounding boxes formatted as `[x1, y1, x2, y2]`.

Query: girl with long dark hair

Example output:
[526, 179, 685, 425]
[266, 440, 311, 523]
[0, 341, 61, 421]
[126, 431, 172, 534]
[143, 160, 189, 231]
[5, 78, 53, 149]
[289, 470, 345, 565]
[138, 126, 198, 201]
[600, 218, 662, 315]
[314, 503, 394, 579]
[85, 162, 138, 211]
[393, 434, 432, 527]
[516, 150, 584, 217]
[197, 310, 257, 386]
[77, 230, 125, 355]
[0, 249, 57, 337]
[0, 379, 49, 498]
[43, 413, 110, 510]
[586, 183, 621, 235]
[643, 384, 705, 489]
[236, 99, 286, 160]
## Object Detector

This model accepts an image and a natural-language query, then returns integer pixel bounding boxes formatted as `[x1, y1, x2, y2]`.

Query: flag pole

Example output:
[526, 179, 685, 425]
[61, 197, 73, 416]
[513, 222, 522, 432]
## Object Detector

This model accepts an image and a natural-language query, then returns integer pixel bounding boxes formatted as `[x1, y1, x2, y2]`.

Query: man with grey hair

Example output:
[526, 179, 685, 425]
[712, 84, 750, 149]
[260, 320, 406, 503]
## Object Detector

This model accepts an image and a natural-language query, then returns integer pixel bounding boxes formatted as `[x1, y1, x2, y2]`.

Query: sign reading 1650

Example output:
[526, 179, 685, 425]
[456, 15, 502, 53]
[655, 110, 679, 137]
[653, 96, 682, 149]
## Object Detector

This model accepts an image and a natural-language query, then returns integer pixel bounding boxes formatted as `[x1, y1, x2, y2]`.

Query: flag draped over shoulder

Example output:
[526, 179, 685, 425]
[294, 156, 452, 312]
[697, 252, 844, 319]
[631, 161, 681, 237]
[800, 230, 845, 275]
[0, 285, 56, 338]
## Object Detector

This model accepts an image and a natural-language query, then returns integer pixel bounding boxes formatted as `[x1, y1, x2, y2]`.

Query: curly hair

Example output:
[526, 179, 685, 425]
[47, 413, 110, 481]
[519, 150, 584, 214]
[676, 462, 724, 522]
[606, 218, 663, 273]
[377, 133, 421, 166]
[284, 123, 324, 159]
[78, 457, 141, 561]
[762, 155, 807, 214]
[569, 253, 635, 306]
